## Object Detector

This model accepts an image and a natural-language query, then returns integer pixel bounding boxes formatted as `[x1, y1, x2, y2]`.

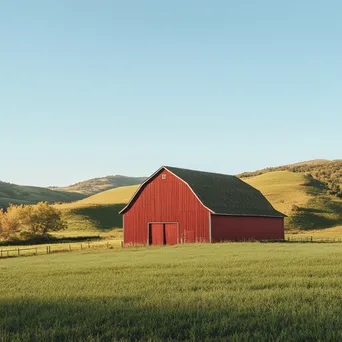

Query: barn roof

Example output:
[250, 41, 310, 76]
[120, 166, 285, 217]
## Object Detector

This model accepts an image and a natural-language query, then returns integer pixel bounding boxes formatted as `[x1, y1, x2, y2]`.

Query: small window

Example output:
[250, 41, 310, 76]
[162, 174, 167, 180]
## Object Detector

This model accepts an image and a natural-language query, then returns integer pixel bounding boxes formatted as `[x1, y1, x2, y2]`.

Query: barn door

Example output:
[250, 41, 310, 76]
[165, 223, 178, 245]
[150, 223, 165, 245]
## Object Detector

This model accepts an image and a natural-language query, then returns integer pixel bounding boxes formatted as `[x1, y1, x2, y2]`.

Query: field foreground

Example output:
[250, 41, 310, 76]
[1, 243, 342, 341]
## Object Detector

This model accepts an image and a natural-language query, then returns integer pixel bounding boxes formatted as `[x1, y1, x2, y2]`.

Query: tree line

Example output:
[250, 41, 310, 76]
[0, 202, 67, 241]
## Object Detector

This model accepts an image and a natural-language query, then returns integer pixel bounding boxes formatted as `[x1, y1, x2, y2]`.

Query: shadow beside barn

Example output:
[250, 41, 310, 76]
[66, 203, 125, 231]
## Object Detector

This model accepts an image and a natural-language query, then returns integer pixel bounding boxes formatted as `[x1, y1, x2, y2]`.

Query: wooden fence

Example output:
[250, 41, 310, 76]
[286, 236, 342, 243]
[0, 240, 124, 259]
[1, 237, 341, 259]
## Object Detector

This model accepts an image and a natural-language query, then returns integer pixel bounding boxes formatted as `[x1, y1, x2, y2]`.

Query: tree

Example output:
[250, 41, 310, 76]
[25, 202, 67, 237]
[0, 204, 25, 239]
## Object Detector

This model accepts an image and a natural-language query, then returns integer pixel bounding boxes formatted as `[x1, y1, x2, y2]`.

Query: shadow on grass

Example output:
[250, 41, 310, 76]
[289, 197, 342, 230]
[67, 203, 125, 231]
[300, 176, 328, 196]
[0, 235, 102, 247]
[0, 297, 341, 342]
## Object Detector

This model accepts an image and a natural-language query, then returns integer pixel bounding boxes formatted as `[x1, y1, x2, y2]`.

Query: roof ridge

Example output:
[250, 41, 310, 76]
[164, 166, 235, 178]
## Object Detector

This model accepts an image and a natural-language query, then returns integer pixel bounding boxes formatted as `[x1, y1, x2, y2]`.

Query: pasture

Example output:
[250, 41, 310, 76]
[1, 243, 341, 341]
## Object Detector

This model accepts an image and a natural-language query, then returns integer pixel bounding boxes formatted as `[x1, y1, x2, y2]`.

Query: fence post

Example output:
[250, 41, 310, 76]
[69, 244, 71, 251]
[35, 248, 38, 256]
[81, 243, 83, 250]
[49, 246, 51, 254]
[18, 248, 20, 256]
[0, 249, 2, 258]
[88, 242, 90, 249]
[121, 241, 123, 248]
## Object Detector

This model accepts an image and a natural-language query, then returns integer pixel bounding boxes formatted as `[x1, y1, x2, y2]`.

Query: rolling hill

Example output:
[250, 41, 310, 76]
[49, 175, 145, 195]
[239, 159, 342, 197]
[244, 171, 342, 230]
[0, 181, 86, 209]
[54, 170, 342, 238]
[4, 160, 341, 237]
[54, 185, 140, 237]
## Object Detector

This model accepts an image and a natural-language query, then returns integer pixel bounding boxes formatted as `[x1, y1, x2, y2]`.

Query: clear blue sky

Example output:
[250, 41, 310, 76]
[1, 1, 341, 187]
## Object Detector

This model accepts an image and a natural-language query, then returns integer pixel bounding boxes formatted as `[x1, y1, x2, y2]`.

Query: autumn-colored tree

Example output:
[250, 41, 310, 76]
[25, 202, 67, 237]
[0, 202, 67, 240]
[0, 204, 26, 239]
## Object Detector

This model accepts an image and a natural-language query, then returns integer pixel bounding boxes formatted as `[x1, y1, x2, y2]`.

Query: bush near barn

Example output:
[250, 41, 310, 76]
[0, 202, 67, 241]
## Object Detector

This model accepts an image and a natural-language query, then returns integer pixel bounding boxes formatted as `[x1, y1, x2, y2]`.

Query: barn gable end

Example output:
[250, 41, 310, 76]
[121, 168, 211, 245]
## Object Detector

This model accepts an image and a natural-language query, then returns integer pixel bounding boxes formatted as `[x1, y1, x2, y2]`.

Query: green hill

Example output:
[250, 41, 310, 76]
[55, 170, 342, 238]
[50, 175, 145, 196]
[0, 181, 86, 209]
[239, 159, 342, 197]
[54, 185, 139, 237]
[244, 171, 342, 231]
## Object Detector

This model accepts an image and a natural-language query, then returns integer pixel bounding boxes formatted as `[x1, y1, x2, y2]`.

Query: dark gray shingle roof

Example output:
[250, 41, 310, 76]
[165, 166, 285, 217]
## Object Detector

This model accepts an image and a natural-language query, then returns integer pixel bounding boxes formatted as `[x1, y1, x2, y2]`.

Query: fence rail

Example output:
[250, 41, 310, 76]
[1, 237, 341, 259]
[0, 240, 124, 259]
[286, 236, 342, 243]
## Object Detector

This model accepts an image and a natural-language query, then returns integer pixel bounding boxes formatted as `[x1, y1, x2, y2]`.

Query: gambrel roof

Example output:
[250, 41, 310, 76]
[120, 166, 285, 217]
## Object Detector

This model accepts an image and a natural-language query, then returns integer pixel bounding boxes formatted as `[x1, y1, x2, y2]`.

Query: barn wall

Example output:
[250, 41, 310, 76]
[123, 169, 210, 245]
[211, 215, 284, 242]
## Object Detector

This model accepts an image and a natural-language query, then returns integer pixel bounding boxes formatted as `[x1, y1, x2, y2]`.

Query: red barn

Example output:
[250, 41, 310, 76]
[120, 166, 285, 245]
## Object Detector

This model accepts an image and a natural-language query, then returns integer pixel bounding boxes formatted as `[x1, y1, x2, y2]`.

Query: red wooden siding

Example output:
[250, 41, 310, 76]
[211, 215, 284, 242]
[123, 169, 210, 245]
[185, 230, 195, 243]
[165, 223, 178, 245]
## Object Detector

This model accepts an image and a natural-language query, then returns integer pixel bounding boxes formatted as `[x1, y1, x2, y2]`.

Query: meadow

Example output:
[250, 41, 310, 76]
[1, 243, 342, 341]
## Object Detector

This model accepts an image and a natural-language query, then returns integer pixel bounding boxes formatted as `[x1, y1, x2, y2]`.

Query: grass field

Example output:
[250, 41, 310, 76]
[0, 243, 341, 341]
[287, 226, 342, 239]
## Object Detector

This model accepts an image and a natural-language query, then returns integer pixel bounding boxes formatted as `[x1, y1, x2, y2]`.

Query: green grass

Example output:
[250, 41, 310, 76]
[243, 171, 312, 215]
[57, 204, 125, 237]
[57, 185, 139, 209]
[244, 171, 342, 230]
[0, 243, 341, 341]
[54, 186, 138, 238]
[0, 181, 85, 209]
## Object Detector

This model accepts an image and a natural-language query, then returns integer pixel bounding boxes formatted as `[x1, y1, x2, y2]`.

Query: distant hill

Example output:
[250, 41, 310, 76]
[239, 159, 342, 198]
[58, 185, 140, 209]
[0, 181, 86, 209]
[54, 169, 342, 237]
[50, 175, 146, 196]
